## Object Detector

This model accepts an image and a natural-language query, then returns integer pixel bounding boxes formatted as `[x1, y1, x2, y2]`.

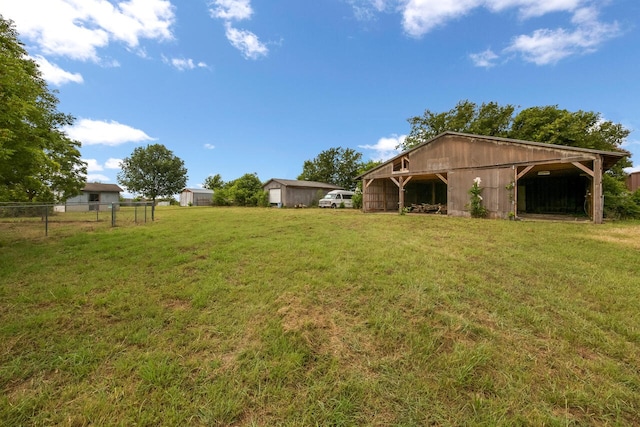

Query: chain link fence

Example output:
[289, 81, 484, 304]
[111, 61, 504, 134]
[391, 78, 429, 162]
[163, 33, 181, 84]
[0, 201, 154, 238]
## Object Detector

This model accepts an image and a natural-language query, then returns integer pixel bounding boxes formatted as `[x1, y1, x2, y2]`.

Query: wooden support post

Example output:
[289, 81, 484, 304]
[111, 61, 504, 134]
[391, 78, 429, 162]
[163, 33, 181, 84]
[513, 166, 518, 219]
[431, 181, 436, 204]
[592, 157, 603, 224]
[399, 176, 405, 213]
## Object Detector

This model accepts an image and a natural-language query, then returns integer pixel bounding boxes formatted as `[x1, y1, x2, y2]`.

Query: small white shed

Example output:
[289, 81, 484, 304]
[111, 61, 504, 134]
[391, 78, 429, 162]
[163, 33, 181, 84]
[180, 188, 214, 206]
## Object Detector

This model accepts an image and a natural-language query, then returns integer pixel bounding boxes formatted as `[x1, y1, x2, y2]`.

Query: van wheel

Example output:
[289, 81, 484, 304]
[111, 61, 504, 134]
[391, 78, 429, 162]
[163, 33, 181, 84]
[331, 204, 336, 209]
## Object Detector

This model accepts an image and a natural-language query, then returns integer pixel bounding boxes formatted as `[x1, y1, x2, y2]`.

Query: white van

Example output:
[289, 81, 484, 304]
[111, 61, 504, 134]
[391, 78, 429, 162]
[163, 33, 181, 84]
[318, 190, 355, 208]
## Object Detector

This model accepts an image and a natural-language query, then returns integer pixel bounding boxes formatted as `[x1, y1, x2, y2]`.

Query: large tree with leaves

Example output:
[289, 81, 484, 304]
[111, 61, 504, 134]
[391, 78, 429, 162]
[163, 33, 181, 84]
[298, 147, 363, 190]
[403, 100, 630, 173]
[212, 173, 267, 207]
[0, 16, 86, 202]
[117, 144, 187, 219]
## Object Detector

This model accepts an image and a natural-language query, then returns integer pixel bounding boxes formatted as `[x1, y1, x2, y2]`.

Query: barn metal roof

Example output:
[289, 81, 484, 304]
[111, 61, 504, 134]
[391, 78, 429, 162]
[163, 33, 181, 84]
[82, 183, 123, 192]
[263, 179, 342, 189]
[357, 131, 629, 179]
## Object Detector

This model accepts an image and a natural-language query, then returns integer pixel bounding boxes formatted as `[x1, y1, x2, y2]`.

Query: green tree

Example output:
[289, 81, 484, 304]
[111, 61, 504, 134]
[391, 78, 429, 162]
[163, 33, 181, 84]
[212, 173, 266, 207]
[228, 173, 264, 206]
[0, 16, 86, 202]
[202, 173, 225, 191]
[510, 106, 631, 177]
[403, 100, 515, 149]
[117, 144, 187, 219]
[298, 147, 362, 190]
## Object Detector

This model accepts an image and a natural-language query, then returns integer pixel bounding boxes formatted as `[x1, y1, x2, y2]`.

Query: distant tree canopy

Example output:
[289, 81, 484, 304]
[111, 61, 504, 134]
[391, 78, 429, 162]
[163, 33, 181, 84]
[298, 147, 363, 190]
[404, 100, 631, 177]
[202, 174, 225, 191]
[0, 16, 86, 202]
[118, 144, 187, 219]
[212, 173, 268, 207]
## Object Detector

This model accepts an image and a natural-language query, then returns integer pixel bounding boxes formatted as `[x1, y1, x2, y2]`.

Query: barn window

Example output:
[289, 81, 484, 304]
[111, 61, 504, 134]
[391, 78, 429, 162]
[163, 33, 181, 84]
[393, 156, 409, 173]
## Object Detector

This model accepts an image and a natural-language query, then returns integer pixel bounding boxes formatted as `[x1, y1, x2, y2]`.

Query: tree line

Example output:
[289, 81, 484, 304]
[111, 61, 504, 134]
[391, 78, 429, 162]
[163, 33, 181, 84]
[2, 14, 639, 217]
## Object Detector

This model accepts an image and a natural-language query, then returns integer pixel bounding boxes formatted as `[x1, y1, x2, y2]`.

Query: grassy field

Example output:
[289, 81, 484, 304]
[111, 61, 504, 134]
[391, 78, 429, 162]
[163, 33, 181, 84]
[1, 207, 640, 426]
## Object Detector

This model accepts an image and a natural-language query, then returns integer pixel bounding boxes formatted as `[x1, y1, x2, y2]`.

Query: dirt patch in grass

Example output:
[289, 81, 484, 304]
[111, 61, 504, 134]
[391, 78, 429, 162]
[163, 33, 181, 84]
[276, 292, 377, 370]
[277, 292, 347, 357]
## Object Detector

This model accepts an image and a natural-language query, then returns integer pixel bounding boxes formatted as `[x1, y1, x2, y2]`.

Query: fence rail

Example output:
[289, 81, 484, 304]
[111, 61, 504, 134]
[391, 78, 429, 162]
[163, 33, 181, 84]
[0, 202, 153, 237]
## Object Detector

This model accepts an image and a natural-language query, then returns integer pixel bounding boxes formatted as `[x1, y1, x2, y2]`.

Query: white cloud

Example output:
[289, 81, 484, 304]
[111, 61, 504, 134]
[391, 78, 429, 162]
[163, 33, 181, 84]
[209, 0, 269, 60]
[83, 158, 104, 172]
[210, 0, 253, 21]
[105, 158, 123, 169]
[224, 23, 269, 60]
[65, 119, 156, 146]
[347, 0, 391, 21]
[485, 0, 583, 19]
[402, 0, 481, 38]
[162, 56, 208, 71]
[86, 174, 111, 183]
[358, 134, 405, 161]
[204, 144, 216, 150]
[469, 49, 499, 67]
[2, 0, 175, 62]
[32, 55, 84, 86]
[344, 1, 622, 66]
[505, 10, 620, 65]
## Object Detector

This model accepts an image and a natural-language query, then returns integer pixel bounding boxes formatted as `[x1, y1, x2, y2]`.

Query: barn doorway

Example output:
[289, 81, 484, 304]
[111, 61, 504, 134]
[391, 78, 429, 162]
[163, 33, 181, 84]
[403, 177, 448, 213]
[517, 168, 592, 218]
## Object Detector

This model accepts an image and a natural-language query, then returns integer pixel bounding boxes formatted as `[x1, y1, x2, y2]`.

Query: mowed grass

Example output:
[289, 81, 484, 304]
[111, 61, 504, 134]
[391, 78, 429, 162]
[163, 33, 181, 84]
[1, 207, 640, 426]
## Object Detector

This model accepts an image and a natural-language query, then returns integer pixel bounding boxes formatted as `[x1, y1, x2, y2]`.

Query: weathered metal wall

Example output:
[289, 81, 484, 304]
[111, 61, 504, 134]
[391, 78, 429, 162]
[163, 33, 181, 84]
[262, 181, 331, 207]
[287, 187, 326, 207]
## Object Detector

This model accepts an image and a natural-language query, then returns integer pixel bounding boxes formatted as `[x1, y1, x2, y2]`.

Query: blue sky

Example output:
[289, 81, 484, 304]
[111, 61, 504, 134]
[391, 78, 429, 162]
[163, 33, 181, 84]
[2, 0, 639, 195]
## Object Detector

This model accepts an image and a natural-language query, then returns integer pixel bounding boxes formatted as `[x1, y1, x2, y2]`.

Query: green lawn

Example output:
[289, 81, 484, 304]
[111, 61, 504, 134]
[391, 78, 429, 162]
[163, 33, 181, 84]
[1, 207, 640, 425]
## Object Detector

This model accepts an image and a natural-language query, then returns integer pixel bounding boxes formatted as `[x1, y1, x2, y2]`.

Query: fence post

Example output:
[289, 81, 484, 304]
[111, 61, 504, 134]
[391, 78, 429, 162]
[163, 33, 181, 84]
[135, 204, 138, 223]
[44, 205, 48, 236]
[145, 203, 148, 223]
[111, 204, 115, 227]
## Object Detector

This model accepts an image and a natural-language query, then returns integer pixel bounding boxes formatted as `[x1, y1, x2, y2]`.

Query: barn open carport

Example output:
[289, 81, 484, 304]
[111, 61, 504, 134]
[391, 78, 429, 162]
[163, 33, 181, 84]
[515, 162, 595, 218]
[357, 132, 627, 223]
[362, 173, 448, 214]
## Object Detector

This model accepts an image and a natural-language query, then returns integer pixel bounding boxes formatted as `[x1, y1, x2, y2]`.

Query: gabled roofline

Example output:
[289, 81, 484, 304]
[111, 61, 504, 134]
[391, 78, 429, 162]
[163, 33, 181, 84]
[182, 188, 214, 193]
[263, 178, 342, 189]
[356, 131, 629, 179]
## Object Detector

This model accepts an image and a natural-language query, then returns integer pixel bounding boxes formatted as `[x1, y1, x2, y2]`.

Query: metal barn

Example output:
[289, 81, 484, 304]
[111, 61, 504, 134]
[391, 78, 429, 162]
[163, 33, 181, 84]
[358, 132, 627, 224]
[180, 188, 214, 206]
[262, 179, 342, 207]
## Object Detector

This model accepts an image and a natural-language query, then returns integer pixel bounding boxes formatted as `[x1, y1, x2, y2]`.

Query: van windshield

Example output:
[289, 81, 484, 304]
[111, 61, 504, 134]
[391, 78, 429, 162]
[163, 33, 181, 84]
[323, 194, 335, 199]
